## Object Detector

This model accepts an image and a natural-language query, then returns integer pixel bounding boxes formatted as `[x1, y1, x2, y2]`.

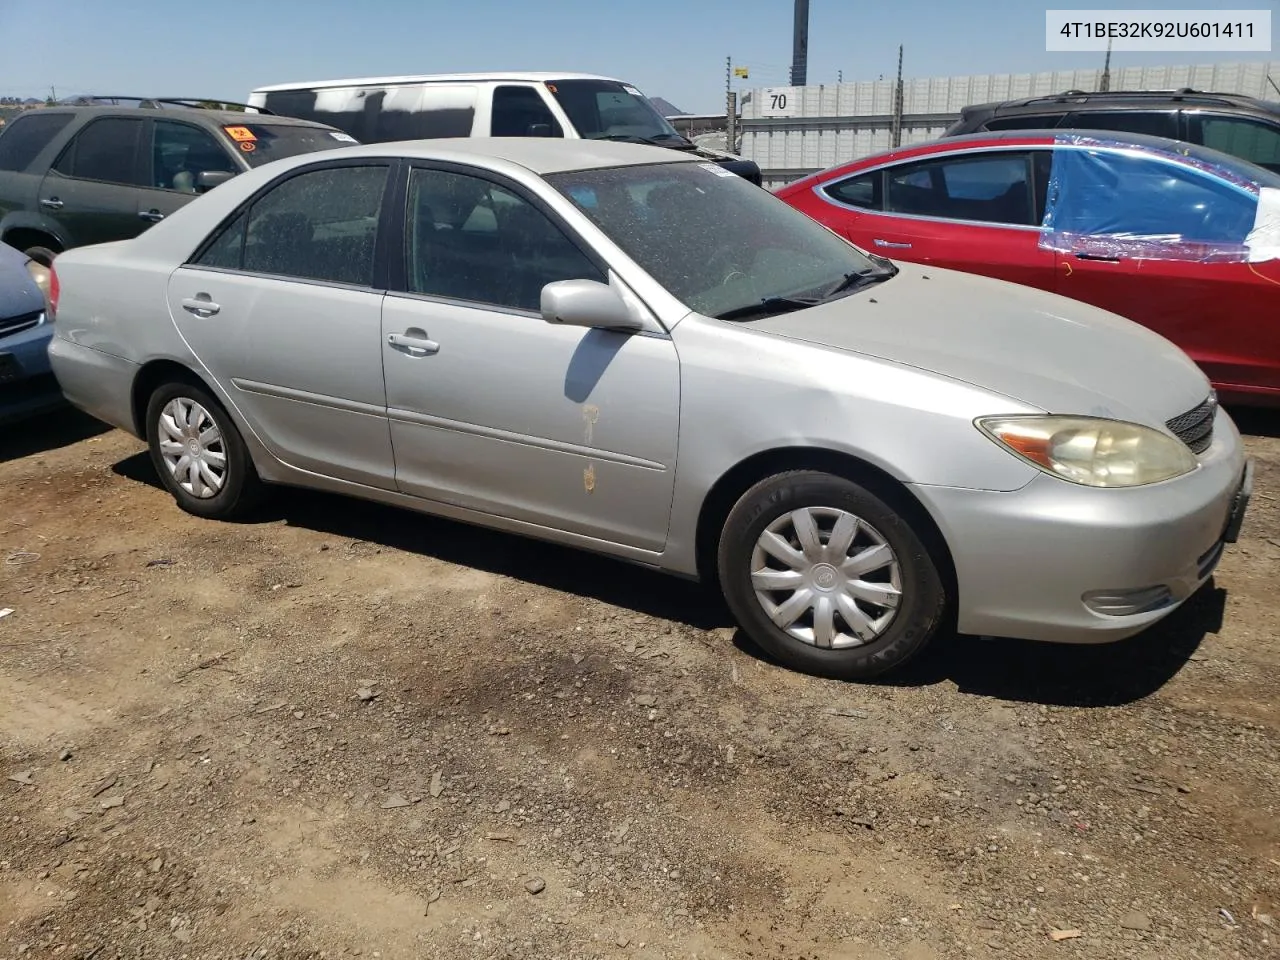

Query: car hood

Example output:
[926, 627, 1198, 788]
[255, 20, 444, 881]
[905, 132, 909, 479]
[745, 262, 1211, 424]
[0, 243, 44, 322]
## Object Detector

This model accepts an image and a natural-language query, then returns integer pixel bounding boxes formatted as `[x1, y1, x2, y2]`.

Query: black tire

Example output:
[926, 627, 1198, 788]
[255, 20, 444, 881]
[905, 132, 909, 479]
[717, 470, 946, 681]
[145, 380, 264, 520]
[24, 245, 58, 267]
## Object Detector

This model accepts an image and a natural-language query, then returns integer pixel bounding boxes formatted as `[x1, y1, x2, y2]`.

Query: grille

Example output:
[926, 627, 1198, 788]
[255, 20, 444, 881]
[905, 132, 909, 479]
[1166, 395, 1216, 455]
[0, 310, 43, 339]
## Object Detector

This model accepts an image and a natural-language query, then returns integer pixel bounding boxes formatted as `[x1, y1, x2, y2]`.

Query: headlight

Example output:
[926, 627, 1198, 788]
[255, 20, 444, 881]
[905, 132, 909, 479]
[24, 259, 52, 314]
[977, 415, 1198, 487]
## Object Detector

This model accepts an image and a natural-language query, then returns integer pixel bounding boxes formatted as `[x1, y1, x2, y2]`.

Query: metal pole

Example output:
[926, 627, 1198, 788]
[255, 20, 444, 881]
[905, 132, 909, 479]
[726, 91, 738, 154]
[791, 0, 810, 87]
[1100, 38, 1113, 92]
[891, 45, 904, 148]
[838, 70, 843, 83]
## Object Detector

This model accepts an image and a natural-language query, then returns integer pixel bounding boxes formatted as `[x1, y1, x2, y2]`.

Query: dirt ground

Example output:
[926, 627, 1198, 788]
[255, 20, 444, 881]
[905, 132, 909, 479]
[1, 407, 1278, 960]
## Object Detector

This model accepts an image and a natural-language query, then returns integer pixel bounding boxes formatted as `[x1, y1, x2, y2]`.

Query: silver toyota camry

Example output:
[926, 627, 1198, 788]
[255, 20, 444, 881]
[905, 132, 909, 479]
[46, 138, 1252, 680]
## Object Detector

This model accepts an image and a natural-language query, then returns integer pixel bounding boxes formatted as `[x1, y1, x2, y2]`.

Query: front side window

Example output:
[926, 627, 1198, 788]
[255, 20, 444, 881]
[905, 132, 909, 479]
[545, 79, 684, 145]
[885, 152, 1036, 225]
[1045, 148, 1258, 245]
[1192, 115, 1280, 173]
[195, 165, 388, 286]
[548, 161, 878, 319]
[491, 86, 563, 138]
[152, 121, 238, 193]
[53, 118, 145, 185]
[405, 167, 603, 311]
[0, 112, 74, 172]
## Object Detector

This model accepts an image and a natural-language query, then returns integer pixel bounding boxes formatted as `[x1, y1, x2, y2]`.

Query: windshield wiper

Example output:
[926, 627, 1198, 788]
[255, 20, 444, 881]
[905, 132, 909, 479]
[588, 133, 652, 144]
[714, 296, 821, 322]
[822, 261, 900, 299]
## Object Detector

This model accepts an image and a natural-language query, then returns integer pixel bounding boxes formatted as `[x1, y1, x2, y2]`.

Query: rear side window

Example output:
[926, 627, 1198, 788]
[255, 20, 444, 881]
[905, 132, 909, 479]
[983, 114, 1061, 132]
[0, 112, 74, 171]
[823, 171, 882, 209]
[885, 152, 1037, 225]
[53, 118, 146, 185]
[195, 165, 389, 286]
[1060, 110, 1179, 139]
[491, 86, 563, 138]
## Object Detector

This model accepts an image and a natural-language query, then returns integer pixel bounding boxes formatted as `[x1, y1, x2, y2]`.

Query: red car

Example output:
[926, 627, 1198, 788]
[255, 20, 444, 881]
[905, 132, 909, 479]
[776, 131, 1280, 405]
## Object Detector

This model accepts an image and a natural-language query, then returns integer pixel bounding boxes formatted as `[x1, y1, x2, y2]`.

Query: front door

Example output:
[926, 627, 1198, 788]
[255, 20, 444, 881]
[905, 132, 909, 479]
[1048, 145, 1280, 393]
[382, 165, 680, 551]
[134, 119, 243, 225]
[166, 161, 397, 489]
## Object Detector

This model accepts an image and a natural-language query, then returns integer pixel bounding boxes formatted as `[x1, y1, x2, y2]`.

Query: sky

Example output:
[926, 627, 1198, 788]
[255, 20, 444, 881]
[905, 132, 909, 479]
[0, 0, 1276, 113]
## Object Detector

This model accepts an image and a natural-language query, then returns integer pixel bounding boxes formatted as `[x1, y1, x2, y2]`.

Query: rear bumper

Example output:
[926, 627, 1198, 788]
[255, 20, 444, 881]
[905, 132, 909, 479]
[47, 334, 139, 435]
[911, 407, 1248, 644]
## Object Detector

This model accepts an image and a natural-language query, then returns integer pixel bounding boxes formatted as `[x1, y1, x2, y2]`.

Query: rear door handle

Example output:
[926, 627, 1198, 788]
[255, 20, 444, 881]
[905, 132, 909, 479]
[388, 331, 440, 356]
[40, 198, 64, 210]
[139, 209, 165, 223]
[873, 238, 912, 249]
[181, 296, 220, 317]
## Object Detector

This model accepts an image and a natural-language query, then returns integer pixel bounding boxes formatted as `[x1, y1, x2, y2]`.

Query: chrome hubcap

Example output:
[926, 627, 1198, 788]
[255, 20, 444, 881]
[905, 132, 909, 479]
[750, 507, 902, 650]
[158, 398, 226, 499]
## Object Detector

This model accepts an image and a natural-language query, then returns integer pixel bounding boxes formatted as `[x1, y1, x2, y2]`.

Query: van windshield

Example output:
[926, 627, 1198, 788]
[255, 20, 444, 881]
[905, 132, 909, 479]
[545, 79, 687, 145]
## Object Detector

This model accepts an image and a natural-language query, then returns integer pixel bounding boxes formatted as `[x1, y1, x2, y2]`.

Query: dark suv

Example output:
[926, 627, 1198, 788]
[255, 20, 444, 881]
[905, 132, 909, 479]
[943, 89, 1280, 174]
[0, 98, 356, 264]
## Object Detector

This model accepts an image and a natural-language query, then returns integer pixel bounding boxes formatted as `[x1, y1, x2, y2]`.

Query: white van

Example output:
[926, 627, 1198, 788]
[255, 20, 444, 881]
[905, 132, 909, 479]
[246, 72, 761, 184]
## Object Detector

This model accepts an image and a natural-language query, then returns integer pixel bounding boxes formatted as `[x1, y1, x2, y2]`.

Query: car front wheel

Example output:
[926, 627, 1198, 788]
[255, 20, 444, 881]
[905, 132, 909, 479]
[717, 470, 947, 681]
[145, 380, 263, 520]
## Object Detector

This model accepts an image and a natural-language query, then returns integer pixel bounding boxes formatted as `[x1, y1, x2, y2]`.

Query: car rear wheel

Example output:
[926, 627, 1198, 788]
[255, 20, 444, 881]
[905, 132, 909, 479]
[145, 381, 263, 520]
[717, 470, 947, 681]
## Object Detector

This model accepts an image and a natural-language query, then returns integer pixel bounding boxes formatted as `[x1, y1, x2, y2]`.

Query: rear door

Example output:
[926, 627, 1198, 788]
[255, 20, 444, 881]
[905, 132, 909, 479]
[1048, 146, 1277, 391]
[0, 111, 76, 227]
[816, 149, 1057, 292]
[37, 116, 148, 247]
[166, 160, 397, 488]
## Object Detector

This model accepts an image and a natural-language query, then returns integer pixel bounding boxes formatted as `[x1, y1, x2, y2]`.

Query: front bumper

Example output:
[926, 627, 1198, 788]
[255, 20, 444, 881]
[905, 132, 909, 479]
[911, 406, 1249, 644]
[0, 318, 64, 424]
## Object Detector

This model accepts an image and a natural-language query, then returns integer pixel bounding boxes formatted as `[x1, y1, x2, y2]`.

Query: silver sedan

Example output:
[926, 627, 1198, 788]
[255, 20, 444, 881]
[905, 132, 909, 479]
[46, 138, 1252, 680]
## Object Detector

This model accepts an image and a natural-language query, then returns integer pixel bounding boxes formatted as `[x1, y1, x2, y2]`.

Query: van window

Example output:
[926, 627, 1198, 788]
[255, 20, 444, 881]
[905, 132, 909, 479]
[491, 86, 563, 138]
[262, 85, 477, 143]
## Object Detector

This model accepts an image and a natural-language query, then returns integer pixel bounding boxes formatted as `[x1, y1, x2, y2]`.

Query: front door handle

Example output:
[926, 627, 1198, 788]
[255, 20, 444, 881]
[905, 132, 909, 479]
[139, 209, 165, 223]
[40, 197, 64, 210]
[873, 238, 912, 249]
[1073, 252, 1121, 262]
[388, 330, 440, 357]
[181, 296, 220, 317]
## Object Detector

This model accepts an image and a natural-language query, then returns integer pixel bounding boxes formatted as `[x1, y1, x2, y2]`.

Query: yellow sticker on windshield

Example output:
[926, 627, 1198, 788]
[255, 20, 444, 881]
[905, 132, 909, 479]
[223, 125, 257, 143]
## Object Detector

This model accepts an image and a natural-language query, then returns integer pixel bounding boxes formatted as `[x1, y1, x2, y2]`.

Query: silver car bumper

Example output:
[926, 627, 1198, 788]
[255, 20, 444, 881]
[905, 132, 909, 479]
[911, 407, 1249, 644]
[47, 335, 139, 436]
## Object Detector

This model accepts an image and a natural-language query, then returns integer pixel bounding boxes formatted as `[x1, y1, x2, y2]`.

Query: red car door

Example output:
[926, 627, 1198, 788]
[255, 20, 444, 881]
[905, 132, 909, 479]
[792, 148, 1058, 293]
[1046, 145, 1280, 401]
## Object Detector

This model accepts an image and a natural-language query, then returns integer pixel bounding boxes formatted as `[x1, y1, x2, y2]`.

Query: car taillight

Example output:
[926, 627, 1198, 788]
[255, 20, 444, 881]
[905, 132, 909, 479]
[49, 264, 60, 319]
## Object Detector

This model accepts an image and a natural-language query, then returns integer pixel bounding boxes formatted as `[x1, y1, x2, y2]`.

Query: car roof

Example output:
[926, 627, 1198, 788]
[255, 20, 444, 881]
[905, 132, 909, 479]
[965, 89, 1280, 116]
[268, 137, 695, 175]
[32, 105, 335, 128]
[251, 72, 624, 93]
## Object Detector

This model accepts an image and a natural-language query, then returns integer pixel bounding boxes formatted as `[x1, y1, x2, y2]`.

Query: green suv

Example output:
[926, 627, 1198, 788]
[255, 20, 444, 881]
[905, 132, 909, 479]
[0, 98, 357, 264]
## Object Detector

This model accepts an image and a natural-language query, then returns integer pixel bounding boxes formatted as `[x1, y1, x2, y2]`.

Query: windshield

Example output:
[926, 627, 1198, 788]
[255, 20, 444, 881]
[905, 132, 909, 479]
[546, 161, 880, 318]
[545, 79, 683, 142]
[216, 122, 357, 168]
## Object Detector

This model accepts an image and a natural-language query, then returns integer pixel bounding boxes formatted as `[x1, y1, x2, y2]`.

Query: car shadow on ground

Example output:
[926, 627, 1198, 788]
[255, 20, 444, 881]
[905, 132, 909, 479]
[1226, 405, 1280, 439]
[112, 451, 1225, 707]
[1, 407, 111, 464]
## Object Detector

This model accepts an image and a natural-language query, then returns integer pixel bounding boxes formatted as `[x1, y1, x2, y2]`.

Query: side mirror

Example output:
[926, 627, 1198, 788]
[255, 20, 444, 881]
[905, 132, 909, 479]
[527, 122, 553, 138]
[541, 279, 643, 332]
[196, 170, 236, 193]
